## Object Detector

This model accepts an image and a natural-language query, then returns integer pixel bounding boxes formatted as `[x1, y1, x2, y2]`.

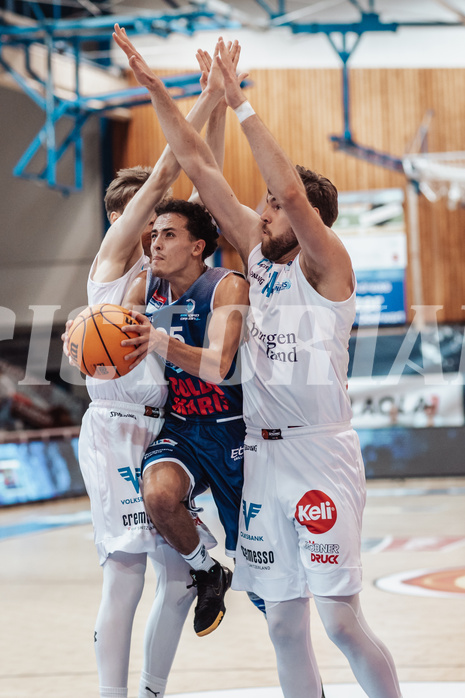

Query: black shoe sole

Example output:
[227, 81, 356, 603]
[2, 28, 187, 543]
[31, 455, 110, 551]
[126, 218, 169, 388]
[195, 566, 233, 637]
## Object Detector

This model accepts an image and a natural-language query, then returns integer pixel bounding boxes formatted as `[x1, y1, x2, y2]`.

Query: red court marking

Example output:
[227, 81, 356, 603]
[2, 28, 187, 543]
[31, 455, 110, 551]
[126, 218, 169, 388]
[403, 567, 465, 594]
[376, 566, 465, 597]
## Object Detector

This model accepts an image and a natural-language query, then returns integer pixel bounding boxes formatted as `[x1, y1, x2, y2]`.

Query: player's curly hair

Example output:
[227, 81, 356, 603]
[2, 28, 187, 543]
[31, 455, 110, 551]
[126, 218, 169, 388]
[155, 198, 219, 261]
[296, 166, 339, 227]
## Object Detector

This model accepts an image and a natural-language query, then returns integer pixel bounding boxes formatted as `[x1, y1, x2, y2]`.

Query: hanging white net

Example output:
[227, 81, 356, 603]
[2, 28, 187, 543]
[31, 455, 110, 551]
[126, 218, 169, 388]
[402, 151, 465, 210]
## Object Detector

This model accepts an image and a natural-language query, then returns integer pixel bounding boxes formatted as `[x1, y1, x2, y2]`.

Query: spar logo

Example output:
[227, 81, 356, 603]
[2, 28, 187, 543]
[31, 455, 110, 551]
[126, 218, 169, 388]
[295, 490, 337, 534]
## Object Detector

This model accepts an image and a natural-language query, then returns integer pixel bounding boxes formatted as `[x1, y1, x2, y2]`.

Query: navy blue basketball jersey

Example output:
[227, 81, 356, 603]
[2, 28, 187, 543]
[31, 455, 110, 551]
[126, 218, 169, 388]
[145, 267, 243, 419]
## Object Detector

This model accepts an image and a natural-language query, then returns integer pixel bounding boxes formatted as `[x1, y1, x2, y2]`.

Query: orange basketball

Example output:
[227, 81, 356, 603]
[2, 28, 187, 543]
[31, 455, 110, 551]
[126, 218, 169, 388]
[68, 304, 142, 380]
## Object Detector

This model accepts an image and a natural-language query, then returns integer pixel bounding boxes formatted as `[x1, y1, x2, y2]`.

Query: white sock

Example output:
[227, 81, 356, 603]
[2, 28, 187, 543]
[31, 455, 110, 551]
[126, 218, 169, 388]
[138, 670, 167, 698]
[100, 687, 127, 698]
[181, 541, 214, 571]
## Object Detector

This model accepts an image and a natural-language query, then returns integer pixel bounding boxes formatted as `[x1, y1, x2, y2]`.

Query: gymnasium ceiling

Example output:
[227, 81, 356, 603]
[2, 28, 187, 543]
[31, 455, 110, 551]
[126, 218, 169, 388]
[2, 0, 465, 192]
[2, 2, 465, 66]
[3, 1, 465, 24]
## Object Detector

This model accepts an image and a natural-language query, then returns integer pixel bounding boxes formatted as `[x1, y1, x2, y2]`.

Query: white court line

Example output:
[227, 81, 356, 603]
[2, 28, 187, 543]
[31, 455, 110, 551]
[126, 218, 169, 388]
[168, 684, 465, 698]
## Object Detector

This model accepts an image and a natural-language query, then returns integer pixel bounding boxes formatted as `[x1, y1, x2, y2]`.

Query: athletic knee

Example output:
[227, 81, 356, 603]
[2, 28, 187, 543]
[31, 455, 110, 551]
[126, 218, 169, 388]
[266, 611, 303, 648]
[316, 598, 358, 649]
[324, 614, 355, 648]
[143, 464, 190, 526]
[144, 484, 182, 525]
[102, 559, 145, 607]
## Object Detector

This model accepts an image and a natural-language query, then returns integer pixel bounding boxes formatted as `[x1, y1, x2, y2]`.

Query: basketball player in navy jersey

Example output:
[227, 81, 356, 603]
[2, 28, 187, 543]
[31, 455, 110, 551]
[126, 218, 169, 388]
[122, 197, 250, 637]
[114, 25, 402, 698]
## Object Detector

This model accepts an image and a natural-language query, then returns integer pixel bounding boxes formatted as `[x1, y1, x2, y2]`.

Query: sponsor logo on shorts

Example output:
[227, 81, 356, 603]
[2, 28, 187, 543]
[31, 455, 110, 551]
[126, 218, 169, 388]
[110, 411, 137, 420]
[244, 444, 257, 452]
[240, 545, 275, 568]
[118, 466, 141, 494]
[295, 490, 337, 534]
[304, 541, 340, 565]
[240, 532, 264, 541]
[150, 438, 177, 447]
[310, 552, 339, 564]
[120, 497, 143, 505]
[122, 510, 154, 528]
[242, 500, 262, 530]
[231, 446, 244, 460]
[144, 438, 178, 464]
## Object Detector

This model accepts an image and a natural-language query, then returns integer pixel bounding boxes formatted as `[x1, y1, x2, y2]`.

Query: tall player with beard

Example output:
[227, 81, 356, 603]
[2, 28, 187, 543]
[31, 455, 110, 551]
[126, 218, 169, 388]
[114, 25, 402, 698]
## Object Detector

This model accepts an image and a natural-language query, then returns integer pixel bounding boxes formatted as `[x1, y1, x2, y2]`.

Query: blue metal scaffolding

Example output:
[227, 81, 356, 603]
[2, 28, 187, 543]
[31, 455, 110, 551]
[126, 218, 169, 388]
[1, 1, 463, 192]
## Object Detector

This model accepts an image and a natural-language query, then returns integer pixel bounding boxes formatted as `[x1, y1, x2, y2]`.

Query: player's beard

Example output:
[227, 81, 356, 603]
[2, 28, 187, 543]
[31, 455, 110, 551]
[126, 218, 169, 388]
[261, 228, 299, 262]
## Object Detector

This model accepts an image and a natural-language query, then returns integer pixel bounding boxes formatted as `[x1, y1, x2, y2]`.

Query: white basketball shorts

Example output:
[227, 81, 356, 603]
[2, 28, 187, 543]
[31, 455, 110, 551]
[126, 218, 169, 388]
[232, 422, 366, 600]
[79, 399, 216, 564]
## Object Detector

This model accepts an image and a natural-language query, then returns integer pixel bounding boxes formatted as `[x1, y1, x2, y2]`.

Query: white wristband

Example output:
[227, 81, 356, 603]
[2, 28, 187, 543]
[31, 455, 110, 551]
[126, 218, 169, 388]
[234, 100, 256, 124]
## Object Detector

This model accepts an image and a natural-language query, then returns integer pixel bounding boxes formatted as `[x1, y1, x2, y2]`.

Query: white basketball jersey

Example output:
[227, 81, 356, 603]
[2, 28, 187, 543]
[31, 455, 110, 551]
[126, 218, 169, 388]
[85, 253, 167, 406]
[241, 244, 355, 428]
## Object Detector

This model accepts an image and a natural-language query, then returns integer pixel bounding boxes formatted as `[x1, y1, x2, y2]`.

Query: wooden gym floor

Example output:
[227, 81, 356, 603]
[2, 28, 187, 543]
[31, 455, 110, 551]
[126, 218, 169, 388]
[0, 476, 464, 698]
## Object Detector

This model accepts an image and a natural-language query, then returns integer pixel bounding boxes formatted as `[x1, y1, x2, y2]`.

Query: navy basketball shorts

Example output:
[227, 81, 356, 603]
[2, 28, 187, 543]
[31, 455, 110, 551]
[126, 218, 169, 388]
[142, 413, 245, 557]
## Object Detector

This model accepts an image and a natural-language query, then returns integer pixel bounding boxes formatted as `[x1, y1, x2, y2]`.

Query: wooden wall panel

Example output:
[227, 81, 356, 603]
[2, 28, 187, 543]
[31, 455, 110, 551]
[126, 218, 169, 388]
[113, 67, 465, 324]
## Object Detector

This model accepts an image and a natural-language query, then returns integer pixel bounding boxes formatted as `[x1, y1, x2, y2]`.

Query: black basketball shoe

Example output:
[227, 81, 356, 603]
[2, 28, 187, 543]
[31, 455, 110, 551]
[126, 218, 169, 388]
[188, 560, 233, 636]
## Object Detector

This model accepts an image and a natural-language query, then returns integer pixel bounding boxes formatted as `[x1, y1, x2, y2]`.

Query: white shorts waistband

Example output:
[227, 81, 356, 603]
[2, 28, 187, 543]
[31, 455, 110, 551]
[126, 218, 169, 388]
[246, 421, 352, 440]
[90, 399, 164, 419]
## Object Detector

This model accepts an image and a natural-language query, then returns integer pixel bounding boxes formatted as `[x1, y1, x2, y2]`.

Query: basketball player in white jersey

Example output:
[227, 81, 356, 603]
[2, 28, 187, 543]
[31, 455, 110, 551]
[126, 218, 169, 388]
[63, 50, 235, 698]
[114, 26, 402, 698]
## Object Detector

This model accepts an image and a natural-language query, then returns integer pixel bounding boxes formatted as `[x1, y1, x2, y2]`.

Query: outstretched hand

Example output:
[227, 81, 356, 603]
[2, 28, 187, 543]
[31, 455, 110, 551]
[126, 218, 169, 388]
[196, 39, 245, 95]
[215, 37, 248, 109]
[113, 24, 161, 90]
[196, 48, 213, 91]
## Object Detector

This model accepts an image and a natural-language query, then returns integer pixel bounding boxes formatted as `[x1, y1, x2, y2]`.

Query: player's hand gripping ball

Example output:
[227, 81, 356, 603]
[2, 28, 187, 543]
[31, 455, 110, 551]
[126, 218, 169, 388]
[68, 304, 141, 380]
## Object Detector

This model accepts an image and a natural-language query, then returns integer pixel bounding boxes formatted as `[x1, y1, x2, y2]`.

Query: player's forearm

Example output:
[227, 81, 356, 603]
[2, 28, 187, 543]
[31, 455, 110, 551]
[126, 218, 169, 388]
[147, 83, 220, 179]
[147, 88, 224, 196]
[151, 330, 230, 384]
[205, 99, 227, 172]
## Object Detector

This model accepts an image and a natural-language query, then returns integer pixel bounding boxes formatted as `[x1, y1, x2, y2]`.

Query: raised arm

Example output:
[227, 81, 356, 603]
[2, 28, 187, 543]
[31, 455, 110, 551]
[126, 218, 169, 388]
[113, 25, 261, 267]
[216, 38, 353, 300]
[93, 38, 225, 283]
[121, 274, 250, 384]
[188, 48, 227, 205]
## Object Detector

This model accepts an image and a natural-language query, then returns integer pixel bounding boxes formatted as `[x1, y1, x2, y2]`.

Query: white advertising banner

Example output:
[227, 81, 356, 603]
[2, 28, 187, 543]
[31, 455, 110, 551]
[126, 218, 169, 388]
[348, 373, 464, 429]
[334, 189, 407, 326]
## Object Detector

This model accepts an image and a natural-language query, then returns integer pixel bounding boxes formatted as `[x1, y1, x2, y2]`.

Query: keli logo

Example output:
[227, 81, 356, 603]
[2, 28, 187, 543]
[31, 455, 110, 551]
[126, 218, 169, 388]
[295, 490, 337, 534]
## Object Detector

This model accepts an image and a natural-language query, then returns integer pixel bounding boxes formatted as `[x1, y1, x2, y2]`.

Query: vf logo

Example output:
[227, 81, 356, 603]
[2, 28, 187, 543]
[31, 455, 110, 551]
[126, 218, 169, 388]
[243, 501, 262, 530]
[295, 490, 337, 534]
[118, 467, 141, 494]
